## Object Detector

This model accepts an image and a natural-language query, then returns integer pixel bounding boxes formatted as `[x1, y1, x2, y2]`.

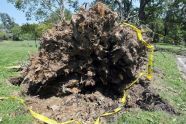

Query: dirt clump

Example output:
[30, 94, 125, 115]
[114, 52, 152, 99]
[9, 77, 23, 86]
[127, 79, 178, 115]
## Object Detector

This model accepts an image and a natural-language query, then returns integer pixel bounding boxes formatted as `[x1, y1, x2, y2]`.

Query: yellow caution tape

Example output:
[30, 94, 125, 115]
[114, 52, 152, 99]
[146, 46, 154, 80]
[94, 117, 100, 124]
[29, 109, 59, 124]
[122, 22, 154, 80]
[101, 107, 122, 117]
[124, 72, 145, 90]
[121, 90, 128, 105]
[94, 90, 128, 124]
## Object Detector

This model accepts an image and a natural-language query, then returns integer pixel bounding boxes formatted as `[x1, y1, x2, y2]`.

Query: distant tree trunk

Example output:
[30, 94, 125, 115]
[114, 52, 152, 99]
[164, 23, 168, 36]
[138, 0, 150, 21]
[34, 30, 37, 48]
[59, 0, 65, 21]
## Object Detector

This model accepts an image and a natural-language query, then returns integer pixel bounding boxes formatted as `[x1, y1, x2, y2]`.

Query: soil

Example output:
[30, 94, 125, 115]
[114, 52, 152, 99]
[25, 91, 120, 124]
[9, 77, 23, 86]
[127, 81, 178, 115]
[17, 73, 178, 124]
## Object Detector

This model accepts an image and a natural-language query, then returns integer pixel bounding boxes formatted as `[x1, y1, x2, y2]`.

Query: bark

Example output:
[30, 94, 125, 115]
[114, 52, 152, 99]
[138, 0, 150, 21]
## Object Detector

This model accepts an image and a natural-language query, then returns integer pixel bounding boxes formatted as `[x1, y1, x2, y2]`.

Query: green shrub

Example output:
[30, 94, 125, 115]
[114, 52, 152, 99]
[0, 31, 8, 41]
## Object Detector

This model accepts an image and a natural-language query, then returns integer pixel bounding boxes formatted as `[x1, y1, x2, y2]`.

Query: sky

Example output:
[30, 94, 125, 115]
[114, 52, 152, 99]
[0, 0, 36, 24]
[0, 0, 139, 25]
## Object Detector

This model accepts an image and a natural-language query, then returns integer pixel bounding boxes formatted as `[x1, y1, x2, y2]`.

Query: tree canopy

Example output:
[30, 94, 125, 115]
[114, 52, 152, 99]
[4, 0, 186, 45]
[0, 12, 15, 31]
[7, 0, 77, 21]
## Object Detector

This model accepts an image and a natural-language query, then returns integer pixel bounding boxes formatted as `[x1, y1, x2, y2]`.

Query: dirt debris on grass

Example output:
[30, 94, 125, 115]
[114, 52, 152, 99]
[127, 80, 178, 115]
[9, 77, 23, 86]
[126, 67, 179, 116]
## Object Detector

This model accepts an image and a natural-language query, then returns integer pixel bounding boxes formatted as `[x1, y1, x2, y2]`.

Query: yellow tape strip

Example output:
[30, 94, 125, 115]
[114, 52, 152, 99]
[121, 90, 128, 105]
[94, 90, 128, 124]
[29, 109, 59, 124]
[122, 22, 154, 80]
[124, 72, 145, 90]
[146, 47, 154, 80]
[101, 107, 122, 117]
[94, 117, 100, 124]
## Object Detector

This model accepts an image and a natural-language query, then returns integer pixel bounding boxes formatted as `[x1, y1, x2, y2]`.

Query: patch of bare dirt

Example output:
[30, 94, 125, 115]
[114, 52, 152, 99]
[9, 77, 23, 86]
[127, 77, 178, 115]
[25, 91, 121, 124]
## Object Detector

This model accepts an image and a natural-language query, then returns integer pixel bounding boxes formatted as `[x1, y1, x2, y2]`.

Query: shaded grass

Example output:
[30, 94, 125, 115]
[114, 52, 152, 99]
[155, 43, 186, 55]
[0, 41, 37, 124]
[117, 44, 186, 124]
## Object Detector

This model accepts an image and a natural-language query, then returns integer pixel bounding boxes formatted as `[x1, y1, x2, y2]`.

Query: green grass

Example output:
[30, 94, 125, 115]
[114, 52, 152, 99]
[155, 43, 186, 55]
[0, 41, 37, 124]
[0, 41, 186, 124]
[117, 44, 186, 124]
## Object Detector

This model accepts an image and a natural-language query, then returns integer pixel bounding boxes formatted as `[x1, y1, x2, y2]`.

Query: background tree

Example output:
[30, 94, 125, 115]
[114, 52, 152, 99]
[7, 0, 77, 21]
[0, 12, 15, 31]
[11, 24, 22, 41]
[45, 9, 72, 23]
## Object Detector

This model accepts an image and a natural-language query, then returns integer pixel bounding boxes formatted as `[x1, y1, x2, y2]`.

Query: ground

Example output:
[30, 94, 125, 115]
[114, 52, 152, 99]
[0, 41, 186, 124]
[0, 41, 37, 123]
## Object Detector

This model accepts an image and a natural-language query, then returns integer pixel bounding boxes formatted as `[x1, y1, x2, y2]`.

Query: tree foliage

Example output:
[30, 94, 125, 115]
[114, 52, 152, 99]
[0, 12, 15, 30]
[11, 24, 22, 41]
[141, 0, 186, 44]
[4, 0, 186, 44]
[7, 0, 76, 21]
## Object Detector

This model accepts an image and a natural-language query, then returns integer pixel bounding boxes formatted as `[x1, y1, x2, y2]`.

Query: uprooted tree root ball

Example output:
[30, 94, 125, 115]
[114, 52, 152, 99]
[10, 2, 155, 123]
[20, 3, 148, 96]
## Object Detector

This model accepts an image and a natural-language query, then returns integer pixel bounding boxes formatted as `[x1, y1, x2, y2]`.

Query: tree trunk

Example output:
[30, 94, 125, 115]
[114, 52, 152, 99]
[59, 0, 65, 21]
[138, 0, 150, 21]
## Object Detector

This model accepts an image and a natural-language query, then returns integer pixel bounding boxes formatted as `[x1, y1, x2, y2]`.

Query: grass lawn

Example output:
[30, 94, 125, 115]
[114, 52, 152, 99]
[0, 41, 38, 124]
[0, 41, 186, 124]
